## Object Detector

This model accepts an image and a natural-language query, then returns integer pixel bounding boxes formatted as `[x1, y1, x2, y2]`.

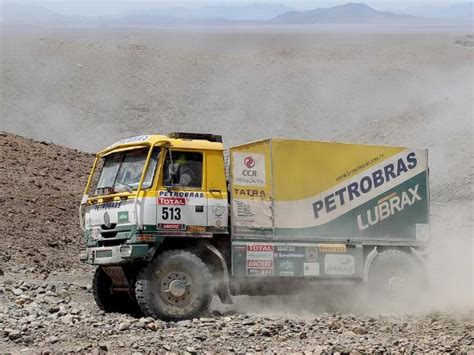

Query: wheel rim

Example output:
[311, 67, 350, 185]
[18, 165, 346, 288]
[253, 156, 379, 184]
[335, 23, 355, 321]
[159, 271, 195, 307]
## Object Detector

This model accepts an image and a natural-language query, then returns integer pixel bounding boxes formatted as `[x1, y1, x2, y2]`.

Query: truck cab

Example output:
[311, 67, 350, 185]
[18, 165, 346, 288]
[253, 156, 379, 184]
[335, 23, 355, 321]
[80, 133, 232, 320]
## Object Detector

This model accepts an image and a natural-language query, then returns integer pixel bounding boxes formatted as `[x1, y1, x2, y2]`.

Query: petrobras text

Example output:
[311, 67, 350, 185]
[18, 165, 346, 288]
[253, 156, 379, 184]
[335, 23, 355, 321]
[313, 152, 417, 219]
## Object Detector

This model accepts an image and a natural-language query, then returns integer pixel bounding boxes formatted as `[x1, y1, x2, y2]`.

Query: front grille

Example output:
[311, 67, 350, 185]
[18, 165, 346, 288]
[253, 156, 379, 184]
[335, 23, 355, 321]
[99, 240, 123, 247]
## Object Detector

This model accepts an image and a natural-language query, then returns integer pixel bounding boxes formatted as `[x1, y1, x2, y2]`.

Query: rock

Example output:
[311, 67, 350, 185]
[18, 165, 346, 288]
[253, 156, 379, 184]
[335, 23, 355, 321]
[162, 344, 171, 351]
[242, 318, 255, 325]
[8, 330, 22, 340]
[119, 322, 131, 331]
[48, 305, 60, 313]
[12, 288, 23, 296]
[177, 320, 192, 327]
[299, 332, 308, 339]
[199, 317, 214, 323]
[46, 336, 59, 344]
[186, 347, 197, 353]
[261, 328, 272, 336]
[353, 326, 368, 335]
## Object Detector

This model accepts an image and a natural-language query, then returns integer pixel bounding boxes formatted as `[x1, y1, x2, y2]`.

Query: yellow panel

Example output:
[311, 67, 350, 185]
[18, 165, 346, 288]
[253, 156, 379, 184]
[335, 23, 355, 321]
[271, 139, 405, 201]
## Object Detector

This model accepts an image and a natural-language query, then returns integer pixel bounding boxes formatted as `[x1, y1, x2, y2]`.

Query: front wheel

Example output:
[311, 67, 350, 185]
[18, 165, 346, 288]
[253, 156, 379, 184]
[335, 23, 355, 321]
[135, 250, 213, 321]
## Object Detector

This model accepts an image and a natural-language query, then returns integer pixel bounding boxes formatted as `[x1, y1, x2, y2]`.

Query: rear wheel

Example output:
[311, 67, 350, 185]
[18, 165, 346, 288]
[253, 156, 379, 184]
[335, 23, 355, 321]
[135, 250, 213, 321]
[368, 249, 425, 308]
[92, 266, 142, 316]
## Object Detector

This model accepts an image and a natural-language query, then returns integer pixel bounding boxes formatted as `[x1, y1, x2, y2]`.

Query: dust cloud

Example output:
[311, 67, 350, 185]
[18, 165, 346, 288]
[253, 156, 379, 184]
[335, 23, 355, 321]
[1, 25, 472, 315]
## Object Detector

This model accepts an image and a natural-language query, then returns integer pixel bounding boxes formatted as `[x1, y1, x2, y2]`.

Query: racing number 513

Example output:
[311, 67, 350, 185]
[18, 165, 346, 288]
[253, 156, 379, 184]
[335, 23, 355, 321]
[162, 207, 181, 220]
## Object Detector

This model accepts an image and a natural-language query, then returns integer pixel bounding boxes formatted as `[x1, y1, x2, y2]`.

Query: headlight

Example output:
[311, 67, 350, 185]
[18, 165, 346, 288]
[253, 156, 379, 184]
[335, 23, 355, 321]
[119, 245, 132, 258]
[79, 249, 88, 261]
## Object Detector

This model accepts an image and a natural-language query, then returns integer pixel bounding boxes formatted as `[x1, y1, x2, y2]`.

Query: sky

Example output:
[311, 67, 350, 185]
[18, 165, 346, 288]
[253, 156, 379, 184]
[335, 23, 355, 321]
[1, 0, 469, 17]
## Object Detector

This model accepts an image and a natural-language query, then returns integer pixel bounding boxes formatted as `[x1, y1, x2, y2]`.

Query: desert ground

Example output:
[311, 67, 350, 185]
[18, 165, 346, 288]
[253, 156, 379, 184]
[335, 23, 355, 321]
[0, 25, 473, 352]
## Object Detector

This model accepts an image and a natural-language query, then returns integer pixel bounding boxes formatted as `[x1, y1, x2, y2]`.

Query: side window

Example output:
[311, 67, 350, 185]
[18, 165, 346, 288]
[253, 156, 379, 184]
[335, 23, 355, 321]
[163, 151, 203, 189]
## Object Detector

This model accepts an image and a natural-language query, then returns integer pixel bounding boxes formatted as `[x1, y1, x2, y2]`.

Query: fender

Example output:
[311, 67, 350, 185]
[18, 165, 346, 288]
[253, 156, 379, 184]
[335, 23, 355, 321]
[363, 246, 378, 282]
[199, 240, 233, 305]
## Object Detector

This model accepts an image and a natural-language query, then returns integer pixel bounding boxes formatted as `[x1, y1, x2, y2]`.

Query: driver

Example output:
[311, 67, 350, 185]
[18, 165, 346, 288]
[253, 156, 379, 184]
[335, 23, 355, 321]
[176, 154, 197, 187]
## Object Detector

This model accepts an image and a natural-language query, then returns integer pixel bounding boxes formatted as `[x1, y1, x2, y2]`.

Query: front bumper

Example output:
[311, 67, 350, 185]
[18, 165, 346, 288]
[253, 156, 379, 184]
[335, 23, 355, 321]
[80, 244, 149, 265]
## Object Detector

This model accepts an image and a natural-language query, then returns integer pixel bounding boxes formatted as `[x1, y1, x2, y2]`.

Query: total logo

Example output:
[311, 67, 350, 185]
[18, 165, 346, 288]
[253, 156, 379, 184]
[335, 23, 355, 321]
[244, 156, 256, 169]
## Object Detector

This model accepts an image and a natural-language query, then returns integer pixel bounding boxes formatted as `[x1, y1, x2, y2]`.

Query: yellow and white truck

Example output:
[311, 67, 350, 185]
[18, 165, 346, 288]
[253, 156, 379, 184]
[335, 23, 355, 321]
[79, 133, 429, 320]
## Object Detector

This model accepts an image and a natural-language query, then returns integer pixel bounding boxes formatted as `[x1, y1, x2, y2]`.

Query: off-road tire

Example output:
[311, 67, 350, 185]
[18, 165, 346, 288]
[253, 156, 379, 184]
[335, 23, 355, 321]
[135, 250, 213, 321]
[368, 249, 425, 307]
[92, 266, 142, 316]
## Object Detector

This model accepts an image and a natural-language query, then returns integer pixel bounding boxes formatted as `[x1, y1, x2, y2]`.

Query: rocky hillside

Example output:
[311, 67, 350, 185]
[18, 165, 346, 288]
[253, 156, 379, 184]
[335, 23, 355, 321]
[0, 132, 93, 274]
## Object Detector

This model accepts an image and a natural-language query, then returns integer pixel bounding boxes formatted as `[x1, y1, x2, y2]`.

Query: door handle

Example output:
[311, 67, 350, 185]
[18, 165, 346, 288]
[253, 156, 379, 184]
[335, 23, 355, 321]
[209, 189, 221, 194]
[195, 205, 204, 213]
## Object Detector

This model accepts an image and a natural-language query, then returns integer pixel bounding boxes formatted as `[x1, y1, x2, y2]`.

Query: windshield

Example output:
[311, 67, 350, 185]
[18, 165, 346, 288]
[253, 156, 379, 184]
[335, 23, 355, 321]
[94, 148, 160, 195]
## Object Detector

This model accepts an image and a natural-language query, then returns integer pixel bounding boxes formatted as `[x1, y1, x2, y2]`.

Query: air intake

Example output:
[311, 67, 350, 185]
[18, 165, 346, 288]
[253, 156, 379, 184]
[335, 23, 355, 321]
[168, 132, 223, 143]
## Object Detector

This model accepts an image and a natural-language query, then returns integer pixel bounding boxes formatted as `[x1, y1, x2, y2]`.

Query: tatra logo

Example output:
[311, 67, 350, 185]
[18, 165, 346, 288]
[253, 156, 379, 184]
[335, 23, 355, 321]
[103, 212, 111, 228]
[244, 156, 256, 169]
[313, 152, 418, 220]
[357, 184, 422, 230]
[234, 188, 266, 198]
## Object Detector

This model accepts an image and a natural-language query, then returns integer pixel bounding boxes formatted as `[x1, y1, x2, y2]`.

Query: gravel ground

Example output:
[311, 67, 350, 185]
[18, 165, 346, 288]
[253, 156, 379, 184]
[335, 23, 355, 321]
[1, 271, 473, 353]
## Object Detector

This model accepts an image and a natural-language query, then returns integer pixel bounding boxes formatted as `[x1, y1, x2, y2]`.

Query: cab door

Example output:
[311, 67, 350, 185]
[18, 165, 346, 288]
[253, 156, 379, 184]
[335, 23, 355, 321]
[156, 149, 208, 234]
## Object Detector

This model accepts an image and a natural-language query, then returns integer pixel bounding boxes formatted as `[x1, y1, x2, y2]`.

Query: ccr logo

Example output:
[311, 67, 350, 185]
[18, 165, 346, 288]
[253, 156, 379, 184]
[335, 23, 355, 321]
[244, 156, 255, 169]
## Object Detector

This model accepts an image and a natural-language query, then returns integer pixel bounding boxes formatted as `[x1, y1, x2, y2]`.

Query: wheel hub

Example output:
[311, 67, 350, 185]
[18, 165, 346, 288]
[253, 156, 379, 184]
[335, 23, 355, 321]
[387, 276, 405, 290]
[160, 271, 195, 307]
[168, 279, 187, 297]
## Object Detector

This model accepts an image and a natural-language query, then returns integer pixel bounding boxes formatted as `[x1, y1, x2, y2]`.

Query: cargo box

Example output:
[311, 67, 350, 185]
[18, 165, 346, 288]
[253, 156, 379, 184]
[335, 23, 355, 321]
[229, 139, 429, 246]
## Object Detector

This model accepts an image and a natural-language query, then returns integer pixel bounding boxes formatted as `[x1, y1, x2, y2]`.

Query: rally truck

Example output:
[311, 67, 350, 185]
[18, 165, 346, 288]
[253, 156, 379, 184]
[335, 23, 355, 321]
[79, 133, 429, 320]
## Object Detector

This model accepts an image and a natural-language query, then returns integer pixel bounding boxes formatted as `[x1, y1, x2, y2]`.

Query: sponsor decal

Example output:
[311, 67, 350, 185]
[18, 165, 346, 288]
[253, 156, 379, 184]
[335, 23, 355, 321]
[117, 211, 129, 223]
[233, 152, 266, 187]
[212, 205, 225, 218]
[278, 260, 295, 276]
[357, 184, 422, 230]
[303, 262, 320, 276]
[305, 247, 319, 262]
[157, 223, 186, 230]
[246, 243, 274, 276]
[236, 201, 253, 218]
[93, 201, 121, 210]
[107, 135, 149, 149]
[158, 197, 186, 206]
[276, 245, 305, 258]
[247, 260, 273, 268]
[247, 244, 273, 252]
[159, 191, 205, 198]
[324, 254, 355, 275]
[244, 156, 256, 169]
[247, 268, 273, 276]
[188, 225, 206, 233]
[319, 244, 346, 253]
[233, 188, 267, 198]
[313, 152, 418, 220]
